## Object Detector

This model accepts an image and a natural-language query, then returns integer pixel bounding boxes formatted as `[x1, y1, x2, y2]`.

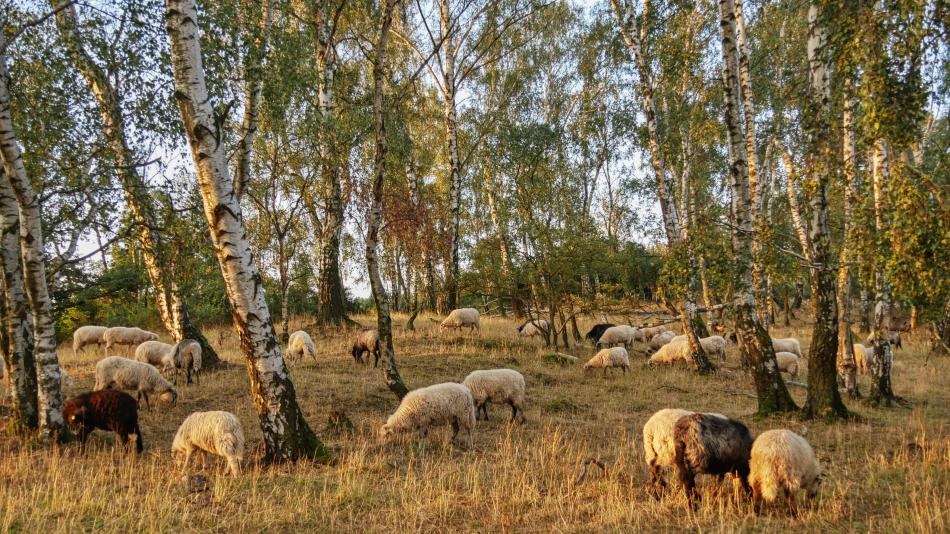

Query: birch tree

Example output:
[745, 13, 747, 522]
[165, 0, 331, 462]
[233, 0, 271, 200]
[837, 85, 859, 399]
[868, 139, 895, 406]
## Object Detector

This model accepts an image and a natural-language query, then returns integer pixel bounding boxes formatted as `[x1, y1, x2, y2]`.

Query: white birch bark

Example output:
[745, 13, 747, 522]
[441, 0, 463, 312]
[837, 87, 859, 398]
[233, 0, 272, 200]
[869, 138, 895, 405]
[775, 140, 813, 264]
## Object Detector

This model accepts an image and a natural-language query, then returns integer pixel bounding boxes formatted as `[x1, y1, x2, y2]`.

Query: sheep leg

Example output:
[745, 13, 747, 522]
[450, 419, 461, 445]
[181, 448, 192, 471]
[649, 464, 666, 500]
[374, 350, 380, 368]
[481, 403, 490, 421]
[785, 488, 798, 518]
[509, 401, 518, 423]
[227, 456, 241, 477]
[675, 464, 699, 506]
[751, 482, 763, 515]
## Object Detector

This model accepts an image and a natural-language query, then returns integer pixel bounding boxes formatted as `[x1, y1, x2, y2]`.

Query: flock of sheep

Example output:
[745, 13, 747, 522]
[58, 307, 901, 514]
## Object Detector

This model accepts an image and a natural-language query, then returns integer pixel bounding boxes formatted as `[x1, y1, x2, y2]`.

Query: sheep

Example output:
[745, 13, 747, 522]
[72, 326, 108, 355]
[673, 412, 755, 505]
[749, 429, 822, 515]
[440, 308, 481, 334]
[584, 323, 615, 343]
[648, 336, 723, 366]
[583, 347, 630, 376]
[379, 382, 476, 449]
[772, 337, 802, 358]
[640, 325, 670, 342]
[351, 329, 381, 367]
[516, 319, 550, 338]
[775, 351, 800, 379]
[94, 356, 177, 410]
[700, 335, 728, 362]
[63, 389, 143, 453]
[172, 411, 245, 477]
[134, 340, 177, 373]
[866, 331, 902, 350]
[103, 327, 159, 354]
[462, 368, 527, 423]
[644, 408, 694, 498]
[597, 325, 639, 348]
[854, 343, 877, 375]
[174, 339, 202, 385]
[649, 330, 677, 350]
[286, 330, 316, 363]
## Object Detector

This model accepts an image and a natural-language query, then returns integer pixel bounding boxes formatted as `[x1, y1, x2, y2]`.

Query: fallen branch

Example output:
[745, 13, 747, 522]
[576, 457, 608, 484]
[784, 381, 809, 388]
[655, 384, 689, 393]
[713, 388, 757, 399]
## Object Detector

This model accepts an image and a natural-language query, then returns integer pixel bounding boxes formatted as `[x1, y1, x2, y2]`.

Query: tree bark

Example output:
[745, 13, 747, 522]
[0, 166, 38, 431]
[165, 0, 331, 462]
[719, 0, 796, 414]
[868, 139, 895, 406]
[0, 50, 66, 440]
[232, 0, 271, 200]
[837, 86, 859, 398]
[52, 1, 221, 365]
[441, 0, 462, 314]
[366, 0, 409, 400]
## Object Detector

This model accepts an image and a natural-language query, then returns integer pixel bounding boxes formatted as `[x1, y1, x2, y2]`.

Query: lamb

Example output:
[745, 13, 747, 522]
[287, 330, 317, 363]
[749, 429, 822, 514]
[440, 308, 481, 334]
[516, 319, 550, 338]
[462, 368, 527, 423]
[94, 356, 177, 410]
[72, 326, 108, 355]
[378, 382, 476, 448]
[775, 351, 800, 379]
[103, 327, 159, 353]
[854, 343, 876, 375]
[649, 330, 677, 350]
[62, 389, 143, 453]
[772, 337, 802, 358]
[172, 411, 245, 477]
[866, 331, 902, 350]
[583, 347, 630, 376]
[351, 328, 380, 367]
[596, 325, 639, 348]
[640, 325, 670, 342]
[584, 323, 615, 343]
[673, 412, 755, 504]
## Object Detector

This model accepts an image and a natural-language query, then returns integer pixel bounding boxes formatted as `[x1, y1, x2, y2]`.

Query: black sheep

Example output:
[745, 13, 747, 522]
[673, 413, 754, 504]
[584, 323, 616, 343]
[63, 390, 143, 453]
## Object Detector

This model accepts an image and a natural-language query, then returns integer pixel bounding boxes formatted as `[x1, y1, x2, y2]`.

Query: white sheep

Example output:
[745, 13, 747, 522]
[94, 356, 177, 410]
[866, 331, 902, 350]
[854, 343, 876, 375]
[649, 331, 677, 350]
[462, 368, 527, 423]
[583, 347, 631, 376]
[73, 326, 108, 355]
[772, 337, 802, 358]
[134, 340, 177, 373]
[379, 382, 476, 448]
[775, 351, 800, 379]
[639, 325, 670, 342]
[172, 411, 245, 477]
[648, 335, 723, 366]
[700, 335, 728, 362]
[597, 325, 639, 348]
[517, 319, 550, 338]
[749, 429, 821, 513]
[287, 330, 316, 362]
[103, 327, 159, 354]
[440, 308, 481, 334]
[175, 339, 202, 385]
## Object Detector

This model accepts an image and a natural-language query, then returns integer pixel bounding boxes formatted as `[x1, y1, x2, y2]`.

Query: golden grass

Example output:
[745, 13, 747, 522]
[2, 312, 949, 532]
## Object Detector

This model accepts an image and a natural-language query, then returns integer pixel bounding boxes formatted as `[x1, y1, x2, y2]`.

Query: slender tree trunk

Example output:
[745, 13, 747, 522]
[165, 0, 330, 462]
[0, 167, 38, 431]
[868, 139, 895, 406]
[366, 0, 408, 400]
[53, 2, 221, 365]
[232, 0, 271, 200]
[859, 287, 871, 332]
[719, 0, 796, 414]
[440, 0, 462, 313]
[776, 141, 814, 264]
[837, 86, 859, 398]
[0, 50, 65, 440]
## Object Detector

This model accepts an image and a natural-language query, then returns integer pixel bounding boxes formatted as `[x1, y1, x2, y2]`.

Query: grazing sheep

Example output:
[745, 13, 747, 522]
[134, 340, 177, 373]
[750, 429, 821, 514]
[597, 325, 639, 348]
[440, 308, 481, 334]
[583, 347, 630, 376]
[585, 323, 615, 343]
[648, 336, 722, 366]
[644, 408, 694, 498]
[673, 412, 754, 504]
[172, 411, 245, 477]
[866, 331, 902, 350]
[351, 329, 380, 366]
[103, 327, 159, 353]
[94, 356, 177, 410]
[640, 325, 671, 341]
[649, 331, 677, 350]
[462, 368, 526, 423]
[72, 326, 108, 355]
[775, 351, 800, 379]
[287, 330, 316, 362]
[516, 319, 550, 338]
[772, 337, 802, 358]
[854, 343, 877, 375]
[63, 389, 143, 453]
[379, 382, 476, 448]
[700, 335, 728, 362]
[174, 339, 202, 385]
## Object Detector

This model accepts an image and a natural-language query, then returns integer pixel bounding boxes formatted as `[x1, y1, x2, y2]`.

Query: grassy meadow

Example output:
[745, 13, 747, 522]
[1, 312, 949, 532]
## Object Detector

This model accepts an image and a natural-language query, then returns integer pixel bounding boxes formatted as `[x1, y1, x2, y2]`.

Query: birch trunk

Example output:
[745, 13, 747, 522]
[801, 3, 847, 418]
[366, 0, 408, 400]
[232, 0, 271, 200]
[52, 1, 220, 365]
[719, 0, 796, 414]
[837, 88, 859, 398]
[165, 0, 330, 462]
[868, 139, 895, 406]
[776, 141, 813, 264]
[441, 0, 462, 314]
[0, 166, 38, 431]
[0, 50, 65, 440]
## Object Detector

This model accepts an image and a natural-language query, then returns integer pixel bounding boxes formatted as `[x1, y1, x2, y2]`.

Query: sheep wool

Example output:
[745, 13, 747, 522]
[175, 340, 202, 385]
[351, 329, 380, 366]
[517, 319, 550, 338]
[771, 337, 802, 358]
[73, 326, 108, 355]
[649, 331, 677, 350]
[597, 325, 638, 348]
[749, 429, 821, 510]
[643, 408, 694, 497]
[379, 382, 476, 448]
[103, 327, 160, 352]
[440, 308, 481, 334]
[640, 325, 670, 341]
[94, 356, 177, 410]
[585, 323, 615, 343]
[673, 413, 754, 504]
[172, 411, 245, 477]
[775, 351, 800, 379]
[854, 343, 876, 375]
[63, 389, 143, 453]
[287, 331, 317, 362]
[866, 331, 902, 350]
[583, 347, 630, 375]
[462, 368, 527, 423]
[135, 340, 177, 372]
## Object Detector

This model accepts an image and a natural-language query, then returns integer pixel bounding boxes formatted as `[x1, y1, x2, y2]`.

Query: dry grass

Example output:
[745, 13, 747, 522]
[2, 312, 949, 532]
